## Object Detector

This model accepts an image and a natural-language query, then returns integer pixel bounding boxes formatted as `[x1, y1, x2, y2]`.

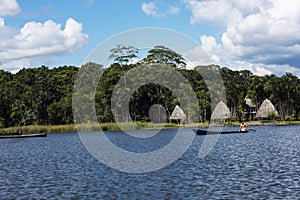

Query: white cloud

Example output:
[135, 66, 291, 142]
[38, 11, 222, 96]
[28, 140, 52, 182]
[268, 0, 300, 22]
[142, 2, 159, 17]
[222, 60, 300, 77]
[0, 59, 30, 73]
[168, 6, 180, 15]
[0, 0, 21, 17]
[141, 2, 180, 18]
[183, 0, 242, 25]
[0, 1, 88, 72]
[0, 18, 88, 71]
[184, 0, 300, 76]
[200, 35, 221, 62]
[0, 18, 17, 41]
[0, 18, 4, 26]
[183, 46, 213, 68]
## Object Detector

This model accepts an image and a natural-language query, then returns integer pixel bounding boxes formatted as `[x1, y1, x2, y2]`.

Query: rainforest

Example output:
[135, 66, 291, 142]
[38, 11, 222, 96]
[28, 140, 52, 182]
[0, 45, 299, 129]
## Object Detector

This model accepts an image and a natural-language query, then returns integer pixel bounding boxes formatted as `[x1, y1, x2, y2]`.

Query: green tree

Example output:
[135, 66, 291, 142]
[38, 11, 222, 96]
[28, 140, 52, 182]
[140, 45, 186, 69]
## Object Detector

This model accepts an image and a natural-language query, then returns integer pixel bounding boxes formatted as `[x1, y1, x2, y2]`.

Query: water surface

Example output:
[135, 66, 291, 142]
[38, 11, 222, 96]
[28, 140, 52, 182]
[0, 125, 299, 199]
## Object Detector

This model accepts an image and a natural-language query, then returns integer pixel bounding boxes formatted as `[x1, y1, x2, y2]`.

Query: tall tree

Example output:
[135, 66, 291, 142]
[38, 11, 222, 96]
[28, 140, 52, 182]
[140, 45, 186, 69]
[108, 45, 139, 66]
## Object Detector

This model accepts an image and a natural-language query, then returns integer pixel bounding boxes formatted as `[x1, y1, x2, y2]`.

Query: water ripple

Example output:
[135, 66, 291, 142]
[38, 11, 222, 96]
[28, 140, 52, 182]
[0, 126, 299, 199]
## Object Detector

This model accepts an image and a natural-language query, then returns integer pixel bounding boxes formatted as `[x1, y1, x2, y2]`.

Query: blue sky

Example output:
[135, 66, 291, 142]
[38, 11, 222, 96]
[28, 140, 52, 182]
[1, 0, 300, 76]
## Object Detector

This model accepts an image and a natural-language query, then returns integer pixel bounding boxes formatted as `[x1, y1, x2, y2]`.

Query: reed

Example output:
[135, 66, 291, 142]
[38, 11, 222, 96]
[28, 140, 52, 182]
[3, 121, 299, 134]
[2, 122, 181, 134]
[3, 125, 76, 134]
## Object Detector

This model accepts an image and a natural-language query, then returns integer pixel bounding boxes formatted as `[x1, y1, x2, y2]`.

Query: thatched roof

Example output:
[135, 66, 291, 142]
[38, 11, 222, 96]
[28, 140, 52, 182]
[245, 98, 255, 107]
[211, 101, 231, 119]
[170, 105, 186, 120]
[256, 99, 278, 118]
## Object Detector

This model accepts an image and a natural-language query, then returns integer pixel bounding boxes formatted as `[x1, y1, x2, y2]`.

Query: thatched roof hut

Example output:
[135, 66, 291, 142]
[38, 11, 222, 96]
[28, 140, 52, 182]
[211, 101, 231, 119]
[256, 99, 278, 118]
[170, 105, 186, 120]
[245, 98, 255, 108]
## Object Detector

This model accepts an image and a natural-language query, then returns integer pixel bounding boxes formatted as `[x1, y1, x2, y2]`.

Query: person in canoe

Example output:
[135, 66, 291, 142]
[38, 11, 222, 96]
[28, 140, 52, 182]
[240, 122, 247, 132]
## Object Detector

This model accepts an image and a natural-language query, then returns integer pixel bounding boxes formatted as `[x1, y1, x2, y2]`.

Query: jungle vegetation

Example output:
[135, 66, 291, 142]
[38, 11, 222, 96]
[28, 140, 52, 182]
[0, 45, 299, 128]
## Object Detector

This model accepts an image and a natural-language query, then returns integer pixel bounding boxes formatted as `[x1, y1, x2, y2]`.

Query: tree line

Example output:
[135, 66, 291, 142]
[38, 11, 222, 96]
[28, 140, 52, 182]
[0, 45, 299, 128]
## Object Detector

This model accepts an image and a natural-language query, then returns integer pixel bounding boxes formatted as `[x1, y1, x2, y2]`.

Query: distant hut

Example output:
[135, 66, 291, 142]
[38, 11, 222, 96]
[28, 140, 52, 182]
[245, 98, 256, 120]
[211, 101, 231, 120]
[170, 105, 186, 124]
[256, 99, 278, 118]
[245, 98, 255, 108]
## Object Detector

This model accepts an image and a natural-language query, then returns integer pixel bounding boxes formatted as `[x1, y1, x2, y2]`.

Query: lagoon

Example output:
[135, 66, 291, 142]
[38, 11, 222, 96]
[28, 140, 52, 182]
[0, 125, 299, 199]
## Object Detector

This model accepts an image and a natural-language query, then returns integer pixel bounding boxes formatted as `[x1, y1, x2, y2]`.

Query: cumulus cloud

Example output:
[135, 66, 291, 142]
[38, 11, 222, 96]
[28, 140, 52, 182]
[142, 2, 159, 17]
[184, 0, 300, 76]
[0, 0, 88, 71]
[168, 6, 180, 15]
[0, 18, 4, 26]
[0, 0, 21, 17]
[184, 0, 241, 25]
[0, 59, 30, 73]
[141, 2, 180, 18]
[0, 18, 88, 71]
[183, 46, 213, 68]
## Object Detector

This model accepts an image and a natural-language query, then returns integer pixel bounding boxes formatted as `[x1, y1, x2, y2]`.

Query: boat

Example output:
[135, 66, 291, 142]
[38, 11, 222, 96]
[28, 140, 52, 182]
[0, 132, 47, 139]
[193, 129, 249, 135]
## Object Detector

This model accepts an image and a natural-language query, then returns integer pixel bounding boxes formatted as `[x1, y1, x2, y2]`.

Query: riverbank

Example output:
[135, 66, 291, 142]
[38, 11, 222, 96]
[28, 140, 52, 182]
[2, 121, 300, 134]
[2, 122, 181, 134]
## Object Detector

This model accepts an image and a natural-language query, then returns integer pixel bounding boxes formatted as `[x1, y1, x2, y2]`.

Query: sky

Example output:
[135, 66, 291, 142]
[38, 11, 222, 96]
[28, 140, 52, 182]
[1, 0, 300, 76]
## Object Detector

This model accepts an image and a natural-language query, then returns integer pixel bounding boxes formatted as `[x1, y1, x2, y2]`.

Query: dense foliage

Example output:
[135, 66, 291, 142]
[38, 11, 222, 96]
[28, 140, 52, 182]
[0, 66, 78, 128]
[0, 46, 300, 128]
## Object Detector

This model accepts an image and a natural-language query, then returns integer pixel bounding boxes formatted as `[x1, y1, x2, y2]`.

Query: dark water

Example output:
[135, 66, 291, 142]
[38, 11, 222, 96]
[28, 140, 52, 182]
[0, 125, 299, 199]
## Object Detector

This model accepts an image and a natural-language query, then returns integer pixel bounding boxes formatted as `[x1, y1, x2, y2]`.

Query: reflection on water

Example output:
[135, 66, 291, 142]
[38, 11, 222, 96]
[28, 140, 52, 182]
[0, 126, 299, 199]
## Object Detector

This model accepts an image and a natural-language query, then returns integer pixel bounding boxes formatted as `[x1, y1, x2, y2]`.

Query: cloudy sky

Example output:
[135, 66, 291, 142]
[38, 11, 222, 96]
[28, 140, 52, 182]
[1, 0, 300, 76]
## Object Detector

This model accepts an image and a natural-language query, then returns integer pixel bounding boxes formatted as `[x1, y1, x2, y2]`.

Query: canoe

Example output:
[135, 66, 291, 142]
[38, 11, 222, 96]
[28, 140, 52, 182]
[0, 132, 47, 139]
[193, 129, 249, 135]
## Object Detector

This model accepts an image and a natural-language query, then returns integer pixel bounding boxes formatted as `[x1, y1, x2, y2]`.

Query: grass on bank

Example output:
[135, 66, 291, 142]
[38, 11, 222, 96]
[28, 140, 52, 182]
[2, 120, 300, 134]
[1, 122, 182, 134]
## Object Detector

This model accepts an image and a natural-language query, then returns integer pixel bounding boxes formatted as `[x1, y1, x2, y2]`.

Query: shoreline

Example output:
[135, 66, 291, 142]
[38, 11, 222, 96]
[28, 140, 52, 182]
[1, 121, 300, 134]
